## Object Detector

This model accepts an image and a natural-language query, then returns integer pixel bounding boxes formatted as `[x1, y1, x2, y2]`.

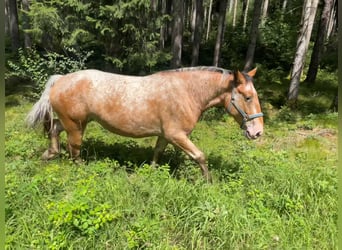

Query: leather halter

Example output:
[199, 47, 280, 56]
[227, 89, 264, 129]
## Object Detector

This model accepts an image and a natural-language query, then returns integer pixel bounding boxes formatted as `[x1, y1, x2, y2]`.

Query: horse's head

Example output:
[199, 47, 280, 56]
[226, 68, 264, 139]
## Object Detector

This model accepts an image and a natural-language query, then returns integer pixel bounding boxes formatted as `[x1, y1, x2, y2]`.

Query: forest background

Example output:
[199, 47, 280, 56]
[5, 0, 338, 104]
[5, 0, 338, 249]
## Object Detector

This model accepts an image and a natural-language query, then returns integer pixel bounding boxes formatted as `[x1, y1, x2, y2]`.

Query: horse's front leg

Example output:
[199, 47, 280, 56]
[152, 136, 169, 165]
[167, 133, 212, 183]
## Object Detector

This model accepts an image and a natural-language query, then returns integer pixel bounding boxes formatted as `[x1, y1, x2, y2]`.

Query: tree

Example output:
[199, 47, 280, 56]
[244, 0, 262, 70]
[191, 0, 204, 66]
[305, 0, 334, 83]
[282, 0, 288, 12]
[288, 0, 319, 105]
[261, 0, 269, 27]
[213, 0, 228, 67]
[159, 0, 172, 49]
[21, 0, 32, 48]
[331, 93, 338, 111]
[5, 0, 9, 34]
[7, 0, 20, 51]
[240, 0, 250, 32]
[205, 0, 213, 41]
[326, 0, 337, 41]
[232, 0, 238, 29]
[171, 0, 184, 68]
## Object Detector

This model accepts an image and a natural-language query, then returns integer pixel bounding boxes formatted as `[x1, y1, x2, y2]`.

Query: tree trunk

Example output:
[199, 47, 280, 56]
[240, 0, 250, 32]
[281, 0, 290, 21]
[166, 0, 173, 39]
[191, 0, 197, 42]
[185, 0, 192, 31]
[228, 0, 234, 14]
[21, 0, 32, 48]
[151, 0, 158, 11]
[243, 0, 262, 71]
[305, 0, 334, 83]
[288, 0, 319, 105]
[282, 0, 288, 12]
[330, 93, 338, 111]
[232, 0, 238, 29]
[213, 0, 228, 67]
[171, 0, 184, 68]
[191, 0, 203, 66]
[159, 0, 166, 49]
[5, 0, 9, 35]
[326, 0, 337, 40]
[205, 0, 213, 41]
[8, 0, 20, 51]
[261, 0, 269, 26]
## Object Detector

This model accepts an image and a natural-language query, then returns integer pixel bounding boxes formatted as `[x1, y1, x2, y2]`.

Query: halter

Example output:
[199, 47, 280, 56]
[227, 89, 264, 129]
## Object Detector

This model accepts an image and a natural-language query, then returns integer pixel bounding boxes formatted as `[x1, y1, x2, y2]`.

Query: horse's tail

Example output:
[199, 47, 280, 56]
[26, 75, 63, 132]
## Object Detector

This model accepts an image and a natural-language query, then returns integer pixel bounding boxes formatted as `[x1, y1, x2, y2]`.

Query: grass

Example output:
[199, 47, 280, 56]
[5, 70, 337, 249]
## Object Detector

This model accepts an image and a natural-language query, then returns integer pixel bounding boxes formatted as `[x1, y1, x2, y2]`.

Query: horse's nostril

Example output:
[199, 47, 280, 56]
[255, 131, 263, 137]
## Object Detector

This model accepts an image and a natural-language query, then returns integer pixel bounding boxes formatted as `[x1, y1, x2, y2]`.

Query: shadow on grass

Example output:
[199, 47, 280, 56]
[79, 138, 242, 180]
[81, 138, 184, 174]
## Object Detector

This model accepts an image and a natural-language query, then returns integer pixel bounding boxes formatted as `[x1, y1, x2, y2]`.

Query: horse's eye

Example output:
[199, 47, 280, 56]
[245, 97, 252, 102]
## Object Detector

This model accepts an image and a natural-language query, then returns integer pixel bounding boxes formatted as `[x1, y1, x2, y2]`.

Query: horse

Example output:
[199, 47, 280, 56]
[26, 66, 264, 182]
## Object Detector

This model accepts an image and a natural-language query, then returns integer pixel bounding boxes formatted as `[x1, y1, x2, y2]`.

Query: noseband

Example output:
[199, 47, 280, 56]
[227, 91, 264, 129]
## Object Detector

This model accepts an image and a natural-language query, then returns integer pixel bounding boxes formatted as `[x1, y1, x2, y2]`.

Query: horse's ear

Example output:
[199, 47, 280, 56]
[234, 70, 245, 85]
[247, 67, 257, 77]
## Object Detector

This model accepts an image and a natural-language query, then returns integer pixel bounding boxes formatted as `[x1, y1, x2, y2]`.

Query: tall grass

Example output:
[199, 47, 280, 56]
[5, 74, 337, 249]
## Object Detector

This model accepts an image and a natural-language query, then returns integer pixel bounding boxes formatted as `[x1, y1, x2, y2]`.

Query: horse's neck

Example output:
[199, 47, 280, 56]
[186, 72, 232, 111]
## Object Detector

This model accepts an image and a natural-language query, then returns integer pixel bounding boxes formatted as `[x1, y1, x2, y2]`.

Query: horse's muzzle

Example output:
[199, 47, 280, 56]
[245, 127, 263, 140]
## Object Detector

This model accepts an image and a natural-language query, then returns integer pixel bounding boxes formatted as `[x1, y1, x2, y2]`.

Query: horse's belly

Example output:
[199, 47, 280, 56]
[92, 112, 162, 138]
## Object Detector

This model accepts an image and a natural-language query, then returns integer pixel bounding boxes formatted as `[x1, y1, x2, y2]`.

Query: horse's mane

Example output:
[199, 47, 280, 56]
[164, 66, 232, 75]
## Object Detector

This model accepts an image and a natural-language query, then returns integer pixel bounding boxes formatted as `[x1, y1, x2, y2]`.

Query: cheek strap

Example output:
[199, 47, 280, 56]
[227, 98, 264, 129]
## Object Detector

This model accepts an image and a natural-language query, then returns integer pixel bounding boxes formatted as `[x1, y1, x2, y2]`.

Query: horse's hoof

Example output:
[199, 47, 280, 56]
[41, 149, 58, 160]
[203, 172, 213, 184]
[73, 157, 85, 165]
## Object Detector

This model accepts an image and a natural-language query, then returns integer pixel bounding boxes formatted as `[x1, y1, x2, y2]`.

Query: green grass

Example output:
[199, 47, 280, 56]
[5, 71, 337, 249]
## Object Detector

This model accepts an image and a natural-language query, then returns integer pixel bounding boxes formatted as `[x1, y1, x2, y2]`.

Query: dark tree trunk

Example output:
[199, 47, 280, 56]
[191, 0, 203, 66]
[244, 0, 262, 71]
[330, 93, 338, 111]
[171, 0, 184, 68]
[305, 0, 334, 83]
[166, 0, 173, 38]
[159, 0, 166, 49]
[186, 0, 193, 31]
[213, 0, 228, 67]
[7, 0, 20, 51]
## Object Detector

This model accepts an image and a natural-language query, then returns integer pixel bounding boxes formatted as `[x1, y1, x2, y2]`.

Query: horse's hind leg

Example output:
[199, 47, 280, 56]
[42, 119, 64, 160]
